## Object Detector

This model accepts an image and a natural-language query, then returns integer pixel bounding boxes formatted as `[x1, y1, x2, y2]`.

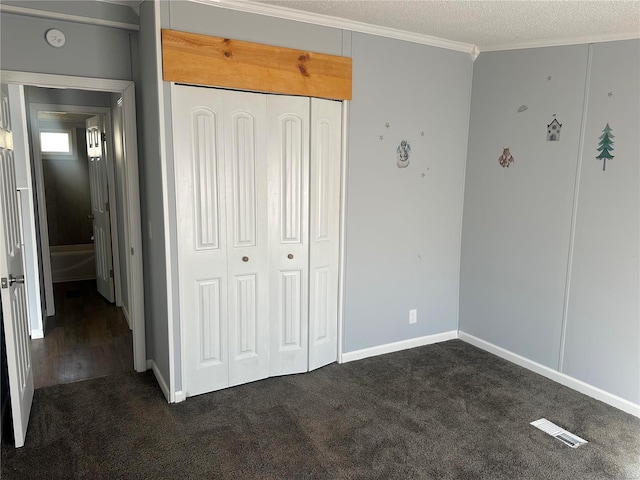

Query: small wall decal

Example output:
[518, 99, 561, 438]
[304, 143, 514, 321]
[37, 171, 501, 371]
[385, 122, 391, 128]
[596, 123, 615, 171]
[547, 117, 562, 141]
[608, 91, 613, 97]
[547, 75, 552, 81]
[379, 135, 384, 141]
[396, 140, 411, 168]
[517, 105, 528, 113]
[498, 147, 514, 168]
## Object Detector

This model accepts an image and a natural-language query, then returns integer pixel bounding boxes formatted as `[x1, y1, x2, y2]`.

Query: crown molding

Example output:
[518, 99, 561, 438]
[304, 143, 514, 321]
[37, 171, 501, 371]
[477, 31, 640, 53]
[191, 0, 477, 56]
[0, 4, 139, 31]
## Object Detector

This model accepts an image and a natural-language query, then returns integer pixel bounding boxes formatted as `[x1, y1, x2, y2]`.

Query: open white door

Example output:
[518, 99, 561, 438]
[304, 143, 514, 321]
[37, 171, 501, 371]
[0, 84, 34, 448]
[86, 115, 115, 303]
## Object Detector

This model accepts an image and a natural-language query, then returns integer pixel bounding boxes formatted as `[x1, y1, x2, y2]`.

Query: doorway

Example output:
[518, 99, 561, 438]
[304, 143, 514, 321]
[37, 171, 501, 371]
[1, 72, 145, 447]
[23, 89, 127, 388]
[3, 72, 145, 370]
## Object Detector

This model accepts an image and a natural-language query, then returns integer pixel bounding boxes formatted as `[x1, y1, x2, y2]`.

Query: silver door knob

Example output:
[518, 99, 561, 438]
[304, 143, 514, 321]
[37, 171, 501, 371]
[9, 274, 24, 285]
[242, 256, 249, 262]
[87, 214, 95, 220]
[287, 254, 294, 259]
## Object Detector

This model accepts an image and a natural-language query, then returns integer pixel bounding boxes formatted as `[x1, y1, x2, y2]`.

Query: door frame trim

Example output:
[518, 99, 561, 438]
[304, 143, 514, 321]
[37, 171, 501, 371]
[0, 70, 147, 373]
[337, 101, 349, 364]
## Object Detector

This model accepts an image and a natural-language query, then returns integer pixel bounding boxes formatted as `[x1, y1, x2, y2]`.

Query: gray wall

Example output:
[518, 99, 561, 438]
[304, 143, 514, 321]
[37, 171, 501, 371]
[562, 40, 640, 404]
[166, 0, 344, 55]
[460, 40, 640, 404]
[137, 0, 170, 384]
[344, 33, 471, 351]
[1, 0, 139, 25]
[0, 13, 134, 80]
[154, 2, 473, 394]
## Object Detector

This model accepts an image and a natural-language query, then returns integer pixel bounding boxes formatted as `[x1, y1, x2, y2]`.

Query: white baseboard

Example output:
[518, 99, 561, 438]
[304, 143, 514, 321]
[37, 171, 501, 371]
[148, 359, 171, 403]
[458, 331, 640, 418]
[341, 330, 458, 364]
[30, 329, 44, 339]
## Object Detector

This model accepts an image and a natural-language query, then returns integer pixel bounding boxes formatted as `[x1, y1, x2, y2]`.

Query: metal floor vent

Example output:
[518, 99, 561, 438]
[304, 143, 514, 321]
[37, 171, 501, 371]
[531, 418, 588, 448]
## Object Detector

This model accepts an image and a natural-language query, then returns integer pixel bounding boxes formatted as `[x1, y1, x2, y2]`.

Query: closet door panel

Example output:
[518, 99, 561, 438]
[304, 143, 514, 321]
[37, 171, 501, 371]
[309, 98, 342, 371]
[224, 91, 270, 387]
[172, 85, 229, 396]
[267, 95, 310, 376]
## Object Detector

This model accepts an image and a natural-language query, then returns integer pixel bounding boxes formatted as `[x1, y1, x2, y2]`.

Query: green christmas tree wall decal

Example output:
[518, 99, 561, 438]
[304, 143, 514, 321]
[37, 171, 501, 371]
[596, 123, 614, 171]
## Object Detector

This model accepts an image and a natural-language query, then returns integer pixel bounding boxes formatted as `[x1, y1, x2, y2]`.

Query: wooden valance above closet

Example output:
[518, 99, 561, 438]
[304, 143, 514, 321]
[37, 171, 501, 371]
[161, 29, 352, 101]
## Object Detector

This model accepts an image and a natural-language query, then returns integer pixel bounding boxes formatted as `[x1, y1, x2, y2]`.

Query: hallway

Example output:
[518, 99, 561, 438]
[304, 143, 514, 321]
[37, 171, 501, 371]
[30, 281, 133, 389]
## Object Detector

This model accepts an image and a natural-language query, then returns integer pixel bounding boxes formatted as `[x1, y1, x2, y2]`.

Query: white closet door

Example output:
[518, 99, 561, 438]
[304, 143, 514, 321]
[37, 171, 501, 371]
[267, 95, 310, 377]
[224, 91, 270, 387]
[173, 85, 229, 396]
[308, 98, 342, 371]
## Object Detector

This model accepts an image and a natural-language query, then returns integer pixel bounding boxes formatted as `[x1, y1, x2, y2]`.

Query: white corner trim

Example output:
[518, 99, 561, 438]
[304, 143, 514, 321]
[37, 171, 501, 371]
[149, 359, 171, 403]
[458, 331, 640, 418]
[0, 4, 139, 31]
[174, 391, 186, 403]
[30, 329, 44, 340]
[190, 0, 476, 55]
[341, 330, 458, 364]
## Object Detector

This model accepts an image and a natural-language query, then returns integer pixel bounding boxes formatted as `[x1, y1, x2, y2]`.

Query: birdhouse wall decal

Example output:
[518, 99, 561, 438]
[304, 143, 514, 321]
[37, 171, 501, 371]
[547, 118, 562, 141]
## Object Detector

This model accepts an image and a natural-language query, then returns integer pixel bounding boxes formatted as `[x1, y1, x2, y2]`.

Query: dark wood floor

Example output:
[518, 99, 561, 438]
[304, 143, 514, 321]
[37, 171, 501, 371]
[30, 281, 133, 389]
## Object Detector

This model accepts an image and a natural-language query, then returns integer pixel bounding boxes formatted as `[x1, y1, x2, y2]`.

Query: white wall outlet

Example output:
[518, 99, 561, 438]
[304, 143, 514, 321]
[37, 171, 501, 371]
[409, 309, 417, 324]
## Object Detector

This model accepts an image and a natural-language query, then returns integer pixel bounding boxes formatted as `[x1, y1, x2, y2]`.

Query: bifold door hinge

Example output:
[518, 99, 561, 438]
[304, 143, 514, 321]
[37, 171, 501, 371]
[101, 132, 107, 143]
[105, 201, 110, 212]
[1, 277, 7, 289]
[109, 269, 114, 278]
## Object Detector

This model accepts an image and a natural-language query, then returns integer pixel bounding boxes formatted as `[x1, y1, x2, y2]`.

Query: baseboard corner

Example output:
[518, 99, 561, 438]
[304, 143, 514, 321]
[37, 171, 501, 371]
[458, 330, 640, 418]
[149, 359, 171, 403]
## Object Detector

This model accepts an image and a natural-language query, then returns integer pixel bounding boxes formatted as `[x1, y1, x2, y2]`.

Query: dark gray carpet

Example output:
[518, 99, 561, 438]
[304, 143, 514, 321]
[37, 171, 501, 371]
[2, 340, 639, 479]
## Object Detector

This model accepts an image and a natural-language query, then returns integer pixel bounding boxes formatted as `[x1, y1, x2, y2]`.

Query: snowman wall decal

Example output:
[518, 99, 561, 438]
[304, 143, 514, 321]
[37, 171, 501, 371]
[396, 140, 411, 168]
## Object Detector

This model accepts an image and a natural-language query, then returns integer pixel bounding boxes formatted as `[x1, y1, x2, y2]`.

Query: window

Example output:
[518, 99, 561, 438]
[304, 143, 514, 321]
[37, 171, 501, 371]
[40, 131, 72, 154]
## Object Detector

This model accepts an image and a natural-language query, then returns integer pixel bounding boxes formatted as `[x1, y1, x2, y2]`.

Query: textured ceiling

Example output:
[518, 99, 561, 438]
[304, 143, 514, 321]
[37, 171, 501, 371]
[257, 0, 640, 50]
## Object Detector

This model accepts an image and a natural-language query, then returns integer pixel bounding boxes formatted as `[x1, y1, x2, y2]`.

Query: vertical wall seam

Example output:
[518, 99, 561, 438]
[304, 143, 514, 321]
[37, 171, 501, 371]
[558, 43, 593, 373]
